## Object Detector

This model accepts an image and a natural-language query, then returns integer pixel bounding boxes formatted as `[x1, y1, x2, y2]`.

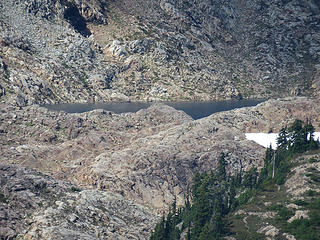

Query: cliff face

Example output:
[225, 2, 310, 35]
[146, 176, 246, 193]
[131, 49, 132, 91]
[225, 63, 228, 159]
[0, 0, 320, 104]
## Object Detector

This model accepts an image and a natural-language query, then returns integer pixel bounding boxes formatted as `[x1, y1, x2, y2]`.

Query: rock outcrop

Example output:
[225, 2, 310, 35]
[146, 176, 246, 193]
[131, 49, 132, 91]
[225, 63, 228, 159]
[0, 0, 320, 105]
[0, 164, 157, 240]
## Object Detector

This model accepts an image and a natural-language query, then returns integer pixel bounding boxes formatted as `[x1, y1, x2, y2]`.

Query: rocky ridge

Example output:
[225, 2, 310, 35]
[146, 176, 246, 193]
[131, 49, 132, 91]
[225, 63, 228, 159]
[0, 0, 320, 105]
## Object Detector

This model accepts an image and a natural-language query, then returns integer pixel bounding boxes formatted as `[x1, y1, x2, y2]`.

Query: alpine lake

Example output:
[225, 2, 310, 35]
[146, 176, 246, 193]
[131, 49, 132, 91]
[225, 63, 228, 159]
[43, 99, 265, 120]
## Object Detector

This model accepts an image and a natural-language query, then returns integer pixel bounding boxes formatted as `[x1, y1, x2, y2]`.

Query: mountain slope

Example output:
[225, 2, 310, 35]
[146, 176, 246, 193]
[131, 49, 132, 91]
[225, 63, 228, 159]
[227, 151, 320, 240]
[0, 0, 320, 105]
[0, 164, 157, 239]
[149, 123, 320, 240]
[1, 97, 320, 239]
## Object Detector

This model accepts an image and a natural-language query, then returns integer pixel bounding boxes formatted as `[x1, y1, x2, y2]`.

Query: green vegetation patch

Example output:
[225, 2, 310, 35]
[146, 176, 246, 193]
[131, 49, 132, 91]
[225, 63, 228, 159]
[70, 186, 81, 192]
[236, 231, 266, 240]
[306, 173, 320, 183]
[293, 199, 308, 206]
[269, 205, 294, 221]
[0, 193, 8, 203]
[306, 190, 319, 197]
[285, 198, 320, 240]
[150, 120, 320, 240]
[308, 157, 319, 163]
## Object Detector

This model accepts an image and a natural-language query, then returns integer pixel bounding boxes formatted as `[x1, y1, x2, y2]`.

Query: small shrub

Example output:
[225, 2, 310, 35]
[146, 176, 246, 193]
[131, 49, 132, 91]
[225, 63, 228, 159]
[307, 167, 318, 172]
[309, 197, 320, 209]
[308, 157, 319, 163]
[70, 186, 81, 192]
[306, 190, 318, 197]
[0, 193, 8, 203]
[237, 189, 256, 205]
[306, 173, 320, 183]
[293, 199, 308, 206]
[278, 207, 294, 221]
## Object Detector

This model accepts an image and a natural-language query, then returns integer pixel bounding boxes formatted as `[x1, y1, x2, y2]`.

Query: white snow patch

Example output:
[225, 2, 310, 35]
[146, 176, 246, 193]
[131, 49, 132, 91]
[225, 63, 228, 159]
[245, 133, 279, 150]
[315, 132, 320, 141]
[245, 132, 320, 150]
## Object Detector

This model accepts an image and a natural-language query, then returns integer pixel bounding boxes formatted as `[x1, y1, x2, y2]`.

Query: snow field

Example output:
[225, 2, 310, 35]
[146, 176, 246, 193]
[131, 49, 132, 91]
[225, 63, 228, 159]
[245, 132, 320, 150]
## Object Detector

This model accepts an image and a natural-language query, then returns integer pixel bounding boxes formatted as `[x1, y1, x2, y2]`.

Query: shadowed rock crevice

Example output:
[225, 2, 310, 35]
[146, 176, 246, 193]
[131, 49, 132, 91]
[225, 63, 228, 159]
[64, 5, 91, 37]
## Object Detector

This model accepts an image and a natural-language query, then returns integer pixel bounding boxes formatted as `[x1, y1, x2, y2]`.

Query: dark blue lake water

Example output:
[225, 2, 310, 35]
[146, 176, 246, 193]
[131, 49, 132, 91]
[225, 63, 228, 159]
[43, 99, 264, 120]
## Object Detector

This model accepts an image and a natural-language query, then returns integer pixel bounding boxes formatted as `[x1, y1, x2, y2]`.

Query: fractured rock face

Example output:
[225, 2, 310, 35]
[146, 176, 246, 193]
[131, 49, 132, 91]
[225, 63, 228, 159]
[0, 0, 114, 105]
[24, 0, 107, 24]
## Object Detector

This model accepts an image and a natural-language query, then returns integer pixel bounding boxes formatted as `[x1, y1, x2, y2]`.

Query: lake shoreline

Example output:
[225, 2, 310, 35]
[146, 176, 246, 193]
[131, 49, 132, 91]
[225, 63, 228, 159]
[42, 99, 266, 120]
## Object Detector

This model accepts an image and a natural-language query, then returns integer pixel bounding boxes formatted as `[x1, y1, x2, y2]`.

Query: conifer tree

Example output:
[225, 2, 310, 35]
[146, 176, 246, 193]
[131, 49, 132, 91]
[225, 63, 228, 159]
[217, 152, 227, 181]
[277, 128, 288, 149]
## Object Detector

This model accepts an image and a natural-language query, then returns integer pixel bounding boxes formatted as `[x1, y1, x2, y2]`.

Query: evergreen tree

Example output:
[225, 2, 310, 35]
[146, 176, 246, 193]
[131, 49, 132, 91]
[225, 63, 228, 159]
[303, 123, 318, 150]
[210, 197, 224, 238]
[150, 215, 166, 240]
[192, 172, 203, 199]
[243, 167, 258, 188]
[277, 128, 288, 149]
[258, 147, 273, 184]
[191, 174, 211, 237]
[198, 222, 211, 240]
[217, 152, 227, 181]
[186, 221, 191, 240]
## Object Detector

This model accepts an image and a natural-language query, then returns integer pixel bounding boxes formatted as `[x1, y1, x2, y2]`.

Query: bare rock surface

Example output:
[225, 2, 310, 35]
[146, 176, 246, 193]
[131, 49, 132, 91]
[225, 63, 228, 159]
[0, 164, 157, 240]
[0, 0, 320, 105]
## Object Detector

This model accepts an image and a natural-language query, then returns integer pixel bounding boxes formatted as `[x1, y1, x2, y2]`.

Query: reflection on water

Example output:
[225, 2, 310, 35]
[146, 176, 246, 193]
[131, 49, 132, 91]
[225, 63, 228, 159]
[43, 99, 264, 120]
